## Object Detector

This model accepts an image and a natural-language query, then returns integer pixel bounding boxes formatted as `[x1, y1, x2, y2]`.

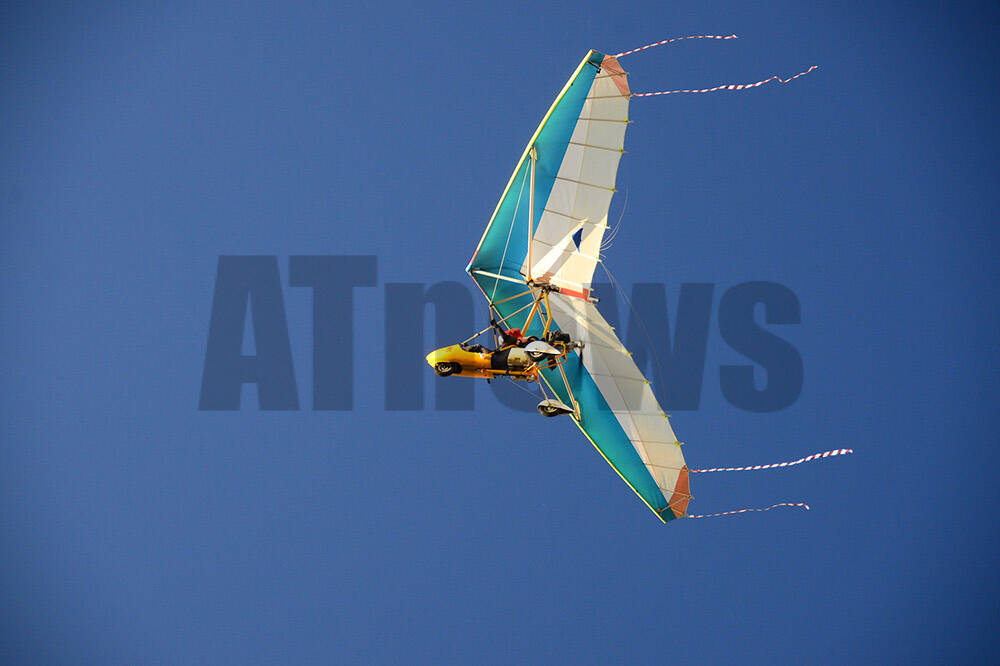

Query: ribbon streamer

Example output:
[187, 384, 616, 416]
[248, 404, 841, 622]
[613, 34, 738, 58]
[633, 65, 818, 97]
[687, 502, 810, 519]
[691, 448, 852, 474]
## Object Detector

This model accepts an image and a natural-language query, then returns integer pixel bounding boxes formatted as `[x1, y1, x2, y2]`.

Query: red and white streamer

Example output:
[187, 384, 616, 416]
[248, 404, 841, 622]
[691, 448, 852, 474]
[633, 65, 818, 97]
[613, 34, 738, 58]
[687, 502, 810, 519]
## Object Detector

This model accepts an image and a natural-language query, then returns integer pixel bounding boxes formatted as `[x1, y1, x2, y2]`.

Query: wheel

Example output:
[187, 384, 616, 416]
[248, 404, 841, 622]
[537, 399, 573, 417]
[434, 362, 461, 377]
[527, 350, 546, 362]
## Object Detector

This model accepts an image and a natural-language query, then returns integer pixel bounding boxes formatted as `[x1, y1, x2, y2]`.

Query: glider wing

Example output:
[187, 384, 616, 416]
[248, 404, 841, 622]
[467, 51, 690, 522]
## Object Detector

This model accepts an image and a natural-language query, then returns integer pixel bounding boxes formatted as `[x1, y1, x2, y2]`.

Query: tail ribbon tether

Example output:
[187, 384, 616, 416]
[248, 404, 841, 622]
[613, 34, 738, 59]
[633, 65, 818, 97]
[691, 448, 852, 474]
[687, 502, 811, 519]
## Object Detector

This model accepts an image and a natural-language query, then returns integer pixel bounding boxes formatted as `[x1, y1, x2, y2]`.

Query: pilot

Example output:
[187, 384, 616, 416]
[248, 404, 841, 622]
[492, 320, 527, 348]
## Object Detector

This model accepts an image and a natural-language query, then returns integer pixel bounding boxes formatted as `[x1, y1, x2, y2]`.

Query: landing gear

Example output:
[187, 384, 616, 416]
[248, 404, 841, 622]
[526, 349, 547, 362]
[537, 398, 574, 417]
[434, 362, 461, 377]
[524, 340, 562, 362]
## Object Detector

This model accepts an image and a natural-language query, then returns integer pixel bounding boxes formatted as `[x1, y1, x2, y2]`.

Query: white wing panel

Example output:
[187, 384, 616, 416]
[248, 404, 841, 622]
[523, 55, 629, 293]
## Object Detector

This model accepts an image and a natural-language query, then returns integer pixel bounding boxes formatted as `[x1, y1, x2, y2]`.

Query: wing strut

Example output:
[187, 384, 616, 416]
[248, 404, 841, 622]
[527, 145, 537, 281]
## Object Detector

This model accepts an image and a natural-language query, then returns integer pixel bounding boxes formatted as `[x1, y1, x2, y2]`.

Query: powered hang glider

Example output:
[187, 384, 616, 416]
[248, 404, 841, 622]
[426, 37, 850, 523]
[467, 50, 689, 523]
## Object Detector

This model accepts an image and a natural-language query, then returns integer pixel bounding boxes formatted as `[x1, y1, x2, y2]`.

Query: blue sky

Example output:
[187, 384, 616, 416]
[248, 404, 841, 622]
[2, 1, 998, 663]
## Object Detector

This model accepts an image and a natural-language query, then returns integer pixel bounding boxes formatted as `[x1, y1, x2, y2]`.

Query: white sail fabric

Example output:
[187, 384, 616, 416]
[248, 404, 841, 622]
[546, 292, 689, 513]
[522, 56, 629, 298]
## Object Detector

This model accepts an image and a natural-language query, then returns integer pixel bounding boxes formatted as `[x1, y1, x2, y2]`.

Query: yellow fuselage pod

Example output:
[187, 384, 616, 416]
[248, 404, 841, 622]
[425, 344, 538, 380]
